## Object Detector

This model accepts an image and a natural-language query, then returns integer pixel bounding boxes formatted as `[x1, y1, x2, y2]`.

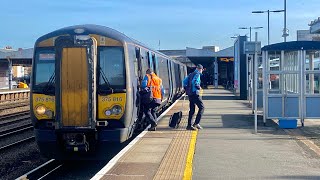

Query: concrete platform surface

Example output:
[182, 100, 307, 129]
[92, 88, 320, 180]
[193, 89, 320, 180]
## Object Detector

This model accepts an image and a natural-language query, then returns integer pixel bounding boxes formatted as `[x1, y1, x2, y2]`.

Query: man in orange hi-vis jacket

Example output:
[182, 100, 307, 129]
[141, 69, 165, 131]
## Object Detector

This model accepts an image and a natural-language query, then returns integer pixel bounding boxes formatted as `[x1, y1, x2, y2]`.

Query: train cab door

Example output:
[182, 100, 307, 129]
[55, 35, 97, 129]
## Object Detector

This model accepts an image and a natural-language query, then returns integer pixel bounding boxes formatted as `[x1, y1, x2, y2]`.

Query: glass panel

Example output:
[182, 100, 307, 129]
[158, 57, 169, 100]
[283, 74, 299, 94]
[268, 51, 281, 71]
[258, 55, 263, 89]
[99, 47, 125, 89]
[268, 74, 281, 94]
[140, 50, 149, 76]
[305, 50, 320, 71]
[35, 63, 55, 85]
[34, 49, 55, 94]
[306, 73, 320, 94]
[283, 51, 299, 72]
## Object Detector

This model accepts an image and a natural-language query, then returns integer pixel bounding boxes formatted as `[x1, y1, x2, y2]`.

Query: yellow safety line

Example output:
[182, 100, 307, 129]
[183, 131, 198, 180]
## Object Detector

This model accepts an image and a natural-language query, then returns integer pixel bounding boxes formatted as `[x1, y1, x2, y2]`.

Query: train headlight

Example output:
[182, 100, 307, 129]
[105, 110, 112, 116]
[36, 105, 46, 115]
[111, 105, 122, 115]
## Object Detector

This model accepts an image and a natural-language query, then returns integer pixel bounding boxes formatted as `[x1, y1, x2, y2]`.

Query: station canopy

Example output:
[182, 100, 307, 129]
[186, 46, 234, 68]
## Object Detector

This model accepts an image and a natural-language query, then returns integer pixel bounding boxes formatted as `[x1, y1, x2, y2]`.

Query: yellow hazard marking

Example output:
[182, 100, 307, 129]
[183, 131, 198, 180]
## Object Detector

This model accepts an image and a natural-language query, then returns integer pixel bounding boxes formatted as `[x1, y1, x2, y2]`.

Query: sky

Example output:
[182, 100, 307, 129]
[1, 0, 320, 50]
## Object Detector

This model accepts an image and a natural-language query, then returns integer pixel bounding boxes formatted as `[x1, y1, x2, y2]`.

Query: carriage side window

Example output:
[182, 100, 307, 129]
[152, 54, 158, 75]
[140, 50, 149, 76]
[99, 47, 125, 89]
[146, 51, 151, 68]
[135, 47, 140, 78]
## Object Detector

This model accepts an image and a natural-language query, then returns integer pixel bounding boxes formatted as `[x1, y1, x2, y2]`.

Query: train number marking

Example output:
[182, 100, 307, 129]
[35, 97, 55, 102]
[101, 97, 123, 102]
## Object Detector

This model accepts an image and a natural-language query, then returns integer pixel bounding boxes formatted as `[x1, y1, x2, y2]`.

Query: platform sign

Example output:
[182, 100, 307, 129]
[244, 41, 261, 54]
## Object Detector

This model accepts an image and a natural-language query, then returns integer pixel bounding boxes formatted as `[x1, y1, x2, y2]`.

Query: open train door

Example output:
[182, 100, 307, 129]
[54, 35, 97, 130]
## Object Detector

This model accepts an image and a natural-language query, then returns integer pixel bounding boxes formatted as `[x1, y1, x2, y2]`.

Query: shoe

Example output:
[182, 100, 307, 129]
[148, 127, 156, 131]
[186, 126, 197, 131]
[148, 123, 157, 131]
[193, 124, 203, 130]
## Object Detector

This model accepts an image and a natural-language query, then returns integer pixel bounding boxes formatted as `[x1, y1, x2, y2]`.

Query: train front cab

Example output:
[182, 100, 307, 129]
[31, 32, 132, 158]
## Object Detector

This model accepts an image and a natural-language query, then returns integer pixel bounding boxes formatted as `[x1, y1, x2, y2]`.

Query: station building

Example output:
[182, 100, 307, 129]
[0, 47, 32, 89]
[160, 45, 234, 89]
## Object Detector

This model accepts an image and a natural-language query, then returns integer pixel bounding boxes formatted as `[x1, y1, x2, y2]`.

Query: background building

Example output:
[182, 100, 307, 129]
[297, 30, 320, 41]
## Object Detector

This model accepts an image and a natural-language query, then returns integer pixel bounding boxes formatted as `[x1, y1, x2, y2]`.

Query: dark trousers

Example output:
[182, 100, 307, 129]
[143, 101, 158, 126]
[188, 95, 205, 126]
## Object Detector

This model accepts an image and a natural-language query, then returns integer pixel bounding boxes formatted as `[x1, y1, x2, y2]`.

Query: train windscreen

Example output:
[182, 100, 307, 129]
[33, 49, 55, 94]
[98, 47, 126, 90]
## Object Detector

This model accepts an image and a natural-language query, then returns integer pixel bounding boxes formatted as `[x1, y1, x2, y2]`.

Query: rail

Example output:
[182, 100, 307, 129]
[16, 159, 63, 180]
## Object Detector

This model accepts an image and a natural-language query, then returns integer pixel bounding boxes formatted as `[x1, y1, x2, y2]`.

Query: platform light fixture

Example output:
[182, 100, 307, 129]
[252, 7, 286, 44]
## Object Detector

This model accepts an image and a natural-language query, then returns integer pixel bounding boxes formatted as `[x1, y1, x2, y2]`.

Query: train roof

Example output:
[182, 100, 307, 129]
[35, 24, 182, 65]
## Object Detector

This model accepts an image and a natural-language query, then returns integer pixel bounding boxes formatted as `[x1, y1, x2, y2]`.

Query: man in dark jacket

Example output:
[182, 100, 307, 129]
[141, 69, 165, 131]
[183, 64, 205, 130]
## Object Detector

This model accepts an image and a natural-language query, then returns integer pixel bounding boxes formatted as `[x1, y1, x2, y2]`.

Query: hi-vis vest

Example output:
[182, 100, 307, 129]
[146, 73, 162, 100]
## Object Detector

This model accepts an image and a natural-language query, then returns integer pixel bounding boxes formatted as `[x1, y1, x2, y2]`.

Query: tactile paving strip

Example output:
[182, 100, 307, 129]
[99, 100, 197, 180]
[153, 103, 195, 180]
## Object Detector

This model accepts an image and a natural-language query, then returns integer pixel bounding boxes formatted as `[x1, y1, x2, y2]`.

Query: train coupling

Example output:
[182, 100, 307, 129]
[63, 133, 89, 152]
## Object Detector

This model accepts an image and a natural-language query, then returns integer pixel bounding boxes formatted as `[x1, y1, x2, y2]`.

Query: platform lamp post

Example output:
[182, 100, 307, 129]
[252, 9, 285, 44]
[6, 56, 13, 90]
[239, 27, 263, 42]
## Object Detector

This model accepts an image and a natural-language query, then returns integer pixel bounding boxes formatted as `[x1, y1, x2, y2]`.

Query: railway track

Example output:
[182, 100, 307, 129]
[0, 99, 29, 111]
[17, 159, 63, 180]
[0, 123, 33, 138]
[0, 136, 35, 151]
[0, 110, 30, 123]
[0, 111, 34, 152]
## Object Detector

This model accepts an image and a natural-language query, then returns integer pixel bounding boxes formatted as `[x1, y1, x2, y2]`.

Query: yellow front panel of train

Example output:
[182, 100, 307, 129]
[61, 48, 89, 127]
[98, 93, 126, 119]
[33, 94, 55, 120]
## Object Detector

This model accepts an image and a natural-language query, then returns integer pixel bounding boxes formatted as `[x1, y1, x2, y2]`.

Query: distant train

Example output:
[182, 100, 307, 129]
[31, 24, 187, 159]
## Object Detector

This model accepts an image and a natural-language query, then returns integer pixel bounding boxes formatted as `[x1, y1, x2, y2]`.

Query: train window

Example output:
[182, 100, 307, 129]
[146, 52, 151, 68]
[33, 48, 55, 93]
[152, 54, 158, 75]
[135, 47, 140, 78]
[147, 52, 154, 71]
[140, 50, 149, 76]
[98, 47, 126, 89]
[175, 63, 181, 88]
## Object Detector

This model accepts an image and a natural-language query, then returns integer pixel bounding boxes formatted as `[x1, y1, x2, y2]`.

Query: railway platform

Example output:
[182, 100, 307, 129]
[0, 88, 29, 102]
[91, 88, 320, 180]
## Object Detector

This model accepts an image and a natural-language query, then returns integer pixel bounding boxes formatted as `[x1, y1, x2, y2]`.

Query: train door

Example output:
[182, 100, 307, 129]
[167, 60, 173, 101]
[55, 35, 97, 128]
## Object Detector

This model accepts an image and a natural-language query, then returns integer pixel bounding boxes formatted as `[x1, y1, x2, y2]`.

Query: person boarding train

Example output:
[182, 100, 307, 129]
[141, 69, 165, 131]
